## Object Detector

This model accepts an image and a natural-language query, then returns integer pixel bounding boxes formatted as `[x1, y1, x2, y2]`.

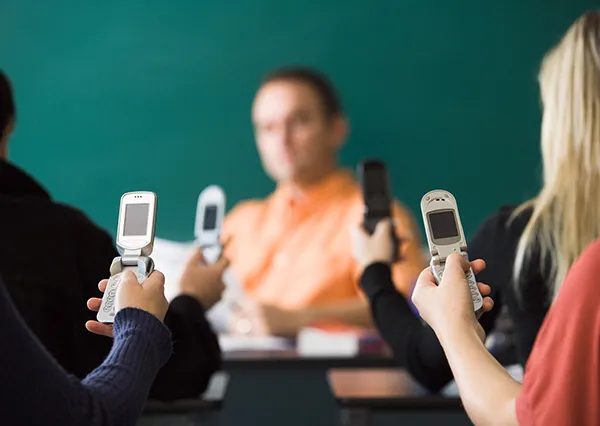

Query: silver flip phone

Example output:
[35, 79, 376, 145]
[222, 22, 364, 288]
[420, 190, 483, 317]
[97, 191, 158, 324]
[195, 185, 226, 264]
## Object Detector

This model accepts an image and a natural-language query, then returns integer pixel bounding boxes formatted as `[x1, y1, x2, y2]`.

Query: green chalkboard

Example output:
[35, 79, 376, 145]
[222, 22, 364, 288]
[0, 0, 595, 240]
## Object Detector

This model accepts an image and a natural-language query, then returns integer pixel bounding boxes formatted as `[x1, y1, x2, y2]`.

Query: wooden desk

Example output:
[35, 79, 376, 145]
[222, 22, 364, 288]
[221, 348, 395, 426]
[225, 348, 395, 369]
[328, 369, 473, 426]
[138, 372, 228, 426]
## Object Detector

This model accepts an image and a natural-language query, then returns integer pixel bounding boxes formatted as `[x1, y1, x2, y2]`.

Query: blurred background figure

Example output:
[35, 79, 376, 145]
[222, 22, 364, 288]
[220, 67, 425, 336]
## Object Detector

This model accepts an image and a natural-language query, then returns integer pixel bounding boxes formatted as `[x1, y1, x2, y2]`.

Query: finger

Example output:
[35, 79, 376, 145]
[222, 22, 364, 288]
[349, 227, 368, 260]
[440, 253, 471, 287]
[373, 218, 392, 238]
[220, 236, 232, 249]
[189, 247, 207, 264]
[120, 270, 137, 284]
[85, 321, 114, 338]
[98, 279, 108, 293]
[215, 254, 230, 271]
[117, 270, 141, 293]
[391, 217, 408, 236]
[142, 270, 165, 292]
[470, 259, 487, 275]
[87, 297, 102, 312]
[350, 224, 369, 241]
[482, 296, 494, 312]
[477, 282, 491, 296]
[413, 266, 437, 292]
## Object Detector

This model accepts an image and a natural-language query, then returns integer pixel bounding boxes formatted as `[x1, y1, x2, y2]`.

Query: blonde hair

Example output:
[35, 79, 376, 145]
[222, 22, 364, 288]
[513, 11, 600, 301]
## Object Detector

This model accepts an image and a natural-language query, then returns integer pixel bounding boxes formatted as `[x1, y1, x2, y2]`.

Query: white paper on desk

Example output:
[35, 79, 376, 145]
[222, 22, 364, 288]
[205, 268, 249, 333]
[152, 238, 196, 301]
[152, 237, 250, 332]
[296, 327, 359, 357]
[218, 334, 292, 352]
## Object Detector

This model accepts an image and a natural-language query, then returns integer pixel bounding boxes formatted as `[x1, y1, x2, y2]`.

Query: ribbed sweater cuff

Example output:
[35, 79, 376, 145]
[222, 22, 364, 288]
[112, 308, 172, 368]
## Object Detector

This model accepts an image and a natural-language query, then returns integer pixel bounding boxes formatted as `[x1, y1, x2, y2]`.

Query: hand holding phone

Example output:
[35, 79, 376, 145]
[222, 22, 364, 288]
[420, 190, 484, 317]
[195, 185, 226, 264]
[97, 191, 158, 324]
[357, 159, 400, 262]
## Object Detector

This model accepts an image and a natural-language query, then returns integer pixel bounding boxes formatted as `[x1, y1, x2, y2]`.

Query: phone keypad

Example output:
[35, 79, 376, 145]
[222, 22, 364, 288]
[102, 271, 147, 315]
[433, 264, 483, 311]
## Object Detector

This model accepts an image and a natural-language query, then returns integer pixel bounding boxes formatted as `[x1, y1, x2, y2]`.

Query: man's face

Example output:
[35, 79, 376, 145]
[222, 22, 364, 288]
[252, 80, 342, 184]
[0, 118, 14, 159]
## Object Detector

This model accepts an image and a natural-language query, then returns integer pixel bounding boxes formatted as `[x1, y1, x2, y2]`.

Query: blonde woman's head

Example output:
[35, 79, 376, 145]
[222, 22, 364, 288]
[514, 11, 600, 300]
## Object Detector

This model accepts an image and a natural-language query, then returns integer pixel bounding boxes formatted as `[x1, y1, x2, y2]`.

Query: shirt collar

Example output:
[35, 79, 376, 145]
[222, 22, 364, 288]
[272, 169, 356, 214]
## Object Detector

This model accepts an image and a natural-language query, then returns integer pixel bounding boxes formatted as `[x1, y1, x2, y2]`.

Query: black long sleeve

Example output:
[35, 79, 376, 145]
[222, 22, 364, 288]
[150, 295, 223, 401]
[363, 205, 552, 393]
[361, 262, 500, 392]
[468, 206, 549, 366]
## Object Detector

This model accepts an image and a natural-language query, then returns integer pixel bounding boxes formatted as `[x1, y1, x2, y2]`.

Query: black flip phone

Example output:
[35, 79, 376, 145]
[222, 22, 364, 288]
[357, 159, 400, 261]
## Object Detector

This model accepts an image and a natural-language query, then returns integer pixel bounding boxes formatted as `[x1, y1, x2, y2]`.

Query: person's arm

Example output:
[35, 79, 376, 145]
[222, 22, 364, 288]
[436, 321, 521, 425]
[148, 248, 226, 400]
[73, 211, 222, 401]
[362, 261, 497, 392]
[432, 238, 600, 426]
[411, 253, 518, 426]
[149, 295, 222, 401]
[0, 276, 172, 426]
[352, 219, 498, 392]
[361, 262, 451, 391]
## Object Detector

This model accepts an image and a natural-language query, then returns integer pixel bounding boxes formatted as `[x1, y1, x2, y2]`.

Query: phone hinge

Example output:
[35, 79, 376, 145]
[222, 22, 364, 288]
[121, 249, 142, 266]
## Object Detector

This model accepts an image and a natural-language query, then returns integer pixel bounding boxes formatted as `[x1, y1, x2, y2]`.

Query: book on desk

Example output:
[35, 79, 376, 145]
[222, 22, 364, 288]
[297, 323, 387, 357]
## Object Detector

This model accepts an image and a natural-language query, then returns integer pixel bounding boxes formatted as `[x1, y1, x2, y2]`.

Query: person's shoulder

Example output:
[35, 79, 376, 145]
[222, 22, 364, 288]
[226, 199, 266, 220]
[476, 203, 531, 235]
[53, 202, 114, 241]
[563, 239, 600, 297]
[578, 238, 600, 262]
[223, 198, 268, 233]
[53, 202, 97, 224]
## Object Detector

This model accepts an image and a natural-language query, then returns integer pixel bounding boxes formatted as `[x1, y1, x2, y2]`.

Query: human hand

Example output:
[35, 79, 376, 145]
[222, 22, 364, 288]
[178, 248, 229, 310]
[411, 253, 493, 342]
[350, 219, 396, 272]
[85, 270, 169, 337]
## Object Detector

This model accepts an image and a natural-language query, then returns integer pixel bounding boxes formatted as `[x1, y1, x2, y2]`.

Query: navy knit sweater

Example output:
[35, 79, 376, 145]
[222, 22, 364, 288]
[0, 277, 172, 426]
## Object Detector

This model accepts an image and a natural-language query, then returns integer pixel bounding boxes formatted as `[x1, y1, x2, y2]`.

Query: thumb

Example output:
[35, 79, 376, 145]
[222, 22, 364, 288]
[142, 270, 165, 293]
[440, 253, 469, 289]
[189, 247, 207, 264]
[119, 270, 138, 288]
[373, 219, 392, 238]
[215, 254, 230, 271]
[413, 266, 438, 292]
[116, 271, 140, 299]
[350, 225, 367, 249]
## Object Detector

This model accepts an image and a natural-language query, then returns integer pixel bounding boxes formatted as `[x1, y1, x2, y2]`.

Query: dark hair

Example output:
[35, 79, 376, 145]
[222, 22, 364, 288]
[0, 70, 15, 137]
[261, 67, 343, 118]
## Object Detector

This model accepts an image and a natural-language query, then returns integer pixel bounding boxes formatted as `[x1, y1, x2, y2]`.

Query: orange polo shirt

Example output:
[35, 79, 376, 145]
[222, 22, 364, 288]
[222, 170, 425, 310]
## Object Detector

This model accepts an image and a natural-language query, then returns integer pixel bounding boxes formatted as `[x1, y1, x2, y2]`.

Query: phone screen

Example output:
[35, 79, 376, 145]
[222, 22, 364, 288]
[123, 204, 150, 236]
[364, 167, 389, 198]
[429, 210, 459, 239]
[203, 205, 218, 230]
